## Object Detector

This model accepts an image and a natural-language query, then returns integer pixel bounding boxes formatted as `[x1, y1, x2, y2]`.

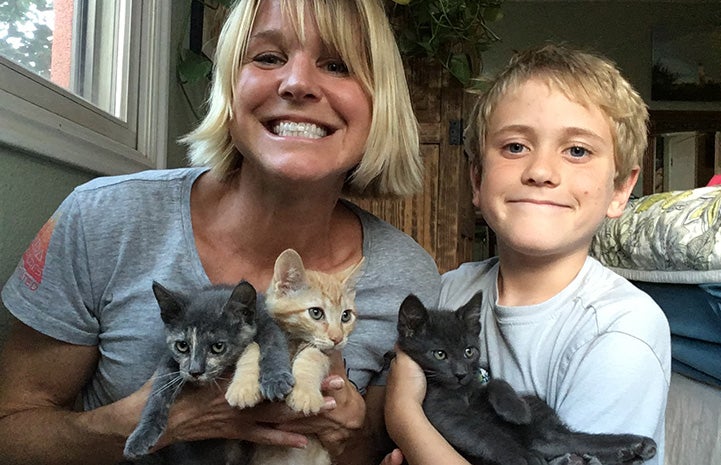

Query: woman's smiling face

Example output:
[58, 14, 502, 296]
[229, 0, 372, 188]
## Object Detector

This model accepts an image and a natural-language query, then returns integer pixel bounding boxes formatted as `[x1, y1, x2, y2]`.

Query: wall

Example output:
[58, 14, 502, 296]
[483, 0, 721, 107]
[0, 1, 201, 343]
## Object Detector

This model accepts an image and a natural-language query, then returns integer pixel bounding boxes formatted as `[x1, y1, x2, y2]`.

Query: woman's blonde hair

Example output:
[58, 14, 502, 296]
[181, 0, 422, 198]
[465, 43, 648, 188]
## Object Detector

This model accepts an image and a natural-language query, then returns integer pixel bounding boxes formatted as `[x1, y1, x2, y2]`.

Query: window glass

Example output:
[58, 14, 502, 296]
[0, 0, 131, 120]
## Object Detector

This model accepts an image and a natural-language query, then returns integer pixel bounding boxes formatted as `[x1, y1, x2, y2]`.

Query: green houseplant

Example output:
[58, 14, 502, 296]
[386, 0, 502, 88]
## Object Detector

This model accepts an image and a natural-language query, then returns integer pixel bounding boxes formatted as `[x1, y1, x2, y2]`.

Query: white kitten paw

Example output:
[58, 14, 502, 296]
[225, 378, 262, 409]
[286, 385, 324, 414]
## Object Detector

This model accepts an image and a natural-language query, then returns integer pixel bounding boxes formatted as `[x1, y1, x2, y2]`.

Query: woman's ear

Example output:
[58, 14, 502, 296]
[607, 166, 640, 218]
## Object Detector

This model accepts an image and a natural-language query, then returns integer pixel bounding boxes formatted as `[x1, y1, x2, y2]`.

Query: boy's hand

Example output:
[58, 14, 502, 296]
[380, 448, 405, 465]
[386, 349, 426, 406]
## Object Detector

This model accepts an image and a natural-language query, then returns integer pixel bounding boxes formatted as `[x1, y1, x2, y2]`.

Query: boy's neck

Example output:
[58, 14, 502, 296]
[495, 249, 589, 306]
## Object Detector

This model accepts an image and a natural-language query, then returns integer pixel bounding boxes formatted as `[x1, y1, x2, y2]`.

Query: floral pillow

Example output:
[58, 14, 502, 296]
[591, 186, 721, 284]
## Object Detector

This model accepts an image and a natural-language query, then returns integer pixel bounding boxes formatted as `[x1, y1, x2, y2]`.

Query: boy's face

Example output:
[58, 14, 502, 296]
[472, 78, 638, 260]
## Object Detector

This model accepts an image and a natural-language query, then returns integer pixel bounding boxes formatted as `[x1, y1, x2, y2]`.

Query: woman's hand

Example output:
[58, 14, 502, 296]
[158, 374, 309, 450]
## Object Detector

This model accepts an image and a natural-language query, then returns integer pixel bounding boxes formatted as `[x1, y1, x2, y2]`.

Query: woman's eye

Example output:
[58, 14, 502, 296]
[568, 146, 590, 158]
[341, 309, 353, 323]
[253, 53, 283, 66]
[324, 60, 349, 75]
[308, 307, 325, 320]
[211, 342, 226, 354]
[433, 350, 447, 360]
[175, 341, 189, 353]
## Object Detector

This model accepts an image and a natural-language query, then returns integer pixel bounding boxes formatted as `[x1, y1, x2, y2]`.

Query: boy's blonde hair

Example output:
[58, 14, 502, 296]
[180, 0, 422, 198]
[465, 43, 648, 188]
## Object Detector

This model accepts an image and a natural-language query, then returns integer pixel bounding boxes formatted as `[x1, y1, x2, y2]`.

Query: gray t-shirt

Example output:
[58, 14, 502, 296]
[2, 167, 441, 409]
[439, 256, 671, 465]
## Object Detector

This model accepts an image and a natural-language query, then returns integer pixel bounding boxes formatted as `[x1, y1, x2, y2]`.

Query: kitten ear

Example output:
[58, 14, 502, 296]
[341, 256, 366, 291]
[398, 294, 429, 338]
[271, 249, 308, 296]
[227, 281, 257, 324]
[152, 281, 183, 325]
[457, 291, 482, 337]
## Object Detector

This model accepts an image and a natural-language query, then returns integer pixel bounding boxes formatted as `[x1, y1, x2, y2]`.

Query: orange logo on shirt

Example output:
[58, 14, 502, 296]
[21, 216, 58, 291]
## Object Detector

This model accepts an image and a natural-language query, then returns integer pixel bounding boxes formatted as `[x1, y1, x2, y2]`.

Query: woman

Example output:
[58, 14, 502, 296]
[0, 1, 440, 463]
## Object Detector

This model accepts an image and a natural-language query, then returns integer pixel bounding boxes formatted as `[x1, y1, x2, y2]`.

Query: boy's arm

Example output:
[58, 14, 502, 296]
[384, 351, 471, 465]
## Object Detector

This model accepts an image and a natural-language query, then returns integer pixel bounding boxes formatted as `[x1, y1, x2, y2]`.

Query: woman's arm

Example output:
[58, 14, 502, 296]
[0, 320, 308, 465]
[0, 321, 141, 465]
[384, 350, 470, 465]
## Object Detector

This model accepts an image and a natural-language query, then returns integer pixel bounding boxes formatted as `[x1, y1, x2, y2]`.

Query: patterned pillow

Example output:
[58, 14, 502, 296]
[591, 186, 721, 283]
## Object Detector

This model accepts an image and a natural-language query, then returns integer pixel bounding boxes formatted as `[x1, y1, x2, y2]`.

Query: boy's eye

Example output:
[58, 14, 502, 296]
[568, 146, 589, 158]
[504, 142, 526, 154]
[432, 350, 447, 360]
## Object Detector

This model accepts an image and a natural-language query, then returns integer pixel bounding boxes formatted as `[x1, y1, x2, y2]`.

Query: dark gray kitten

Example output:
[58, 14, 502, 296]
[395, 293, 657, 465]
[123, 280, 294, 464]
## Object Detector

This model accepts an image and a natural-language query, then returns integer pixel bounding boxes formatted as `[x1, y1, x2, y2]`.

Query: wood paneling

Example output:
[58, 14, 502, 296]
[349, 61, 475, 273]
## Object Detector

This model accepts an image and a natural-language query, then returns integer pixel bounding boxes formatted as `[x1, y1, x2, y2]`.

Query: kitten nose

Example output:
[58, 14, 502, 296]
[455, 373, 467, 383]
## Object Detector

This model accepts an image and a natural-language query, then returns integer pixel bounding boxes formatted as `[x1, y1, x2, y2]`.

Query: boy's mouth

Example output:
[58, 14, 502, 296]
[269, 120, 329, 139]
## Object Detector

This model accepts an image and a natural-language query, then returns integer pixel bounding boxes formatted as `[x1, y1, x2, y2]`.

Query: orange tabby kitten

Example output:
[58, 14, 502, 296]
[226, 248, 365, 465]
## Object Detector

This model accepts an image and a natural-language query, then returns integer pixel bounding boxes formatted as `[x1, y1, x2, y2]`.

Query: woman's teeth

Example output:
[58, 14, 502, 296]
[272, 121, 327, 139]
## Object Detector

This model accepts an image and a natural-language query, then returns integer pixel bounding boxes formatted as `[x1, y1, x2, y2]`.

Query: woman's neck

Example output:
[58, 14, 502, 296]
[190, 169, 362, 288]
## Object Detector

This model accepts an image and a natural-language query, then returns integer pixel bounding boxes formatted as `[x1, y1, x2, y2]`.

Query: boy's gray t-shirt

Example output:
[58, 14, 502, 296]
[439, 256, 671, 465]
[2, 167, 441, 408]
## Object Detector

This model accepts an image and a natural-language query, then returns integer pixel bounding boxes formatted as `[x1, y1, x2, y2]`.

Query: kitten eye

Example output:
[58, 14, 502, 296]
[308, 307, 325, 320]
[211, 342, 226, 354]
[175, 341, 189, 353]
[464, 347, 478, 359]
[341, 309, 353, 323]
[433, 350, 447, 360]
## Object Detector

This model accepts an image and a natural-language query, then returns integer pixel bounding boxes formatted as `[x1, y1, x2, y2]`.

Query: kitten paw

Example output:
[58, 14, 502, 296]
[617, 437, 657, 462]
[225, 378, 262, 409]
[260, 370, 294, 401]
[124, 429, 160, 459]
[286, 385, 325, 414]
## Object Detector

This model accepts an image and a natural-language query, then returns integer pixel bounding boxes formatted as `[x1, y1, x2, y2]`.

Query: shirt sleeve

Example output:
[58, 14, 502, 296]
[1, 191, 100, 345]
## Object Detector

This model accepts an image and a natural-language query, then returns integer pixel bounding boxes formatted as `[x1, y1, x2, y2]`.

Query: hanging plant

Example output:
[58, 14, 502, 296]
[386, 0, 503, 89]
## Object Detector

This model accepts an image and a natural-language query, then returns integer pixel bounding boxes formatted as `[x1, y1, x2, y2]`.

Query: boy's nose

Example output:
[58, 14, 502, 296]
[522, 151, 561, 187]
[278, 56, 321, 102]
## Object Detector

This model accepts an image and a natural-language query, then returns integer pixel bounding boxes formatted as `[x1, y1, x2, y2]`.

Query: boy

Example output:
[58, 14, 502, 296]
[383, 44, 671, 465]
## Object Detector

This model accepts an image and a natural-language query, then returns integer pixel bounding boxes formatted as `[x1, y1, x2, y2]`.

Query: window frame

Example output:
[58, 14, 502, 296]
[0, 0, 171, 175]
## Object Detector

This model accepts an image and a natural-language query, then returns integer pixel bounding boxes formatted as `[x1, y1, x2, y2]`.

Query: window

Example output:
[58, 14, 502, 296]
[0, 0, 171, 174]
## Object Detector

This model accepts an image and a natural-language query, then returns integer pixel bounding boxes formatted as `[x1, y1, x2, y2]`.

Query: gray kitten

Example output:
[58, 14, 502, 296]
[395, 293, 657, 465]
[123, 280, 294, 464]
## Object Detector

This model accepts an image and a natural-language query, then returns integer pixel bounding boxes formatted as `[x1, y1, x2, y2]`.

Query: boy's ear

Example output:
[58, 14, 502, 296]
[607, 167, 640, 218]
[470, 162, 483, 209]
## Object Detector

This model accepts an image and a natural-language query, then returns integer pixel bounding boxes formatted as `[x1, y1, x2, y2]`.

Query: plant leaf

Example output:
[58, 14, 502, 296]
[178, 49, 212, 84]
[448, 53, 471, 86]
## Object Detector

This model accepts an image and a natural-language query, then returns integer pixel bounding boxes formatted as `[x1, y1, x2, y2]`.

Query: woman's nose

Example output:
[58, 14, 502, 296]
[278, 55, 321, 102]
